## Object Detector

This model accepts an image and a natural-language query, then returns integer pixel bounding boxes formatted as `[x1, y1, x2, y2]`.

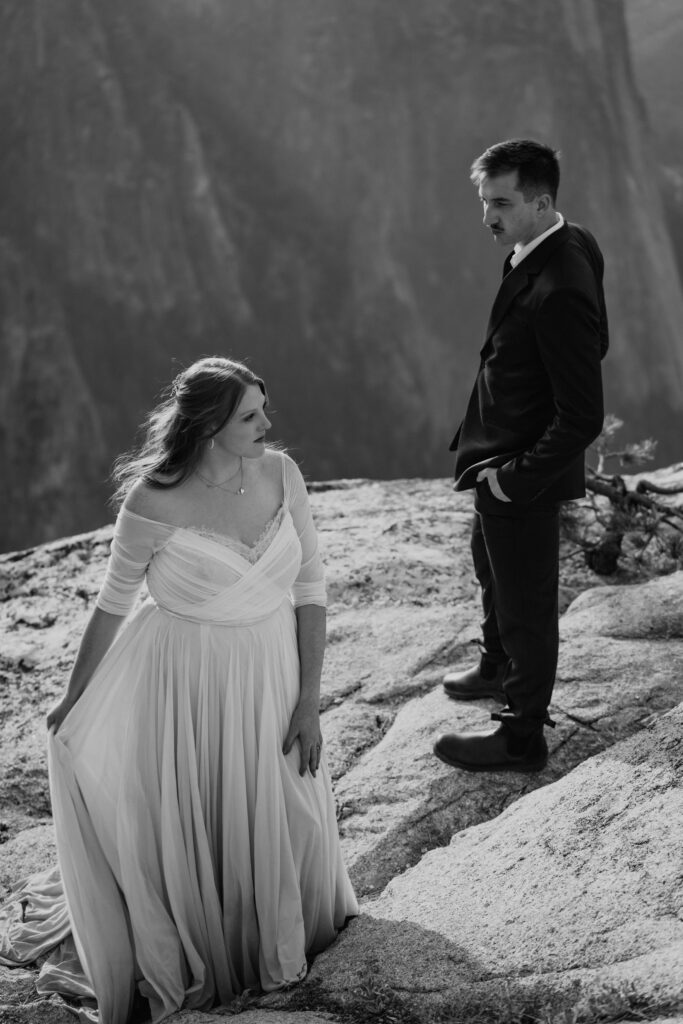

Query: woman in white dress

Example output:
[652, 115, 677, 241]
[1, 357, 357, 1023]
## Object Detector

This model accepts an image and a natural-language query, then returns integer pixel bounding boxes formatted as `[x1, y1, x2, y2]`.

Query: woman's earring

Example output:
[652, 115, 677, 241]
[209, 438, 215, 449]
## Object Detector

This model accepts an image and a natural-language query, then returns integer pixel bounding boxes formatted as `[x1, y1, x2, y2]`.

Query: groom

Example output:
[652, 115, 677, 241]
[434, 139, 608, 773]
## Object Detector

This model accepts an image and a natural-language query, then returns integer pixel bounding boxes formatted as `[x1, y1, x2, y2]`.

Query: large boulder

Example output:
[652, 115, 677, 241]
[297, 701, 683, 1023]
[332, 570, 683, 897]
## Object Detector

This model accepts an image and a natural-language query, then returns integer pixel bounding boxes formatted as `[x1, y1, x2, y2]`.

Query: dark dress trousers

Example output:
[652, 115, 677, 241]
[451, 221, 609, 728]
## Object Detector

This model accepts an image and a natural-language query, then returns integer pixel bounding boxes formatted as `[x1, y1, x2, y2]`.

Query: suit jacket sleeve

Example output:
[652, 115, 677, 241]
[496, 285, 605, 503]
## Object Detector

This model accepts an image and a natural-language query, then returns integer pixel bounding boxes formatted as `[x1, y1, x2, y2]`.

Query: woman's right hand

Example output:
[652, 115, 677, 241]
[46, 698, 75, 734]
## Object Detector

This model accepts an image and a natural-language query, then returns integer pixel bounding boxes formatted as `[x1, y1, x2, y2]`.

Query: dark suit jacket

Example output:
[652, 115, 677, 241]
[451, 221, 609, 504]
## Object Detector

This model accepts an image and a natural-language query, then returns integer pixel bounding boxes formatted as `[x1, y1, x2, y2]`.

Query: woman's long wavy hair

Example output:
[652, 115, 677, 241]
[111, 357, 267, 508]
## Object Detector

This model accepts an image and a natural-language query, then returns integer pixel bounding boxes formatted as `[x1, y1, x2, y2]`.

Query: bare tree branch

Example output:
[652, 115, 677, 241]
[586, 470, 683, 527]
[635, 479, 683, 496]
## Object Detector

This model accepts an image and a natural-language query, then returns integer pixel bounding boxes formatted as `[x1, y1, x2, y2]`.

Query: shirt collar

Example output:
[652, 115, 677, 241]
[510, 213, 565, 268]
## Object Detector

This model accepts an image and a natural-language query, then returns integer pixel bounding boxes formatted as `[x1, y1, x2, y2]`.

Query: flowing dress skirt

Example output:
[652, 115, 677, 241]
[1, 597, 357, 1023]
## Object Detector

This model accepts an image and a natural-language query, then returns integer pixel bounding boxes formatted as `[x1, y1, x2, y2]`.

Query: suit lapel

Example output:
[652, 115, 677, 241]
[483, 266, 531, 348]
[481, 222, 571, 353]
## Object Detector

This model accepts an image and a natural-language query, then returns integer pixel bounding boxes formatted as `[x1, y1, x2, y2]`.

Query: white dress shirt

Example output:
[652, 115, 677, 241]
[510, 212, 565, 269]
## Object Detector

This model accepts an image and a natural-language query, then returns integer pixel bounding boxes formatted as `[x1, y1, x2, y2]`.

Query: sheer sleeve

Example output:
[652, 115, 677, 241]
[96, 507, 174, 617]
[282, 454, 327, 608]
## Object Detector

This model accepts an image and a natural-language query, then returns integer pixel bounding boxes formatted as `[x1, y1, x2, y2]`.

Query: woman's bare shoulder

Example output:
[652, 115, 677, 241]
[262, 447, 303, 489]
[123, 477, 183, 522]
[266, 446, 300, 471]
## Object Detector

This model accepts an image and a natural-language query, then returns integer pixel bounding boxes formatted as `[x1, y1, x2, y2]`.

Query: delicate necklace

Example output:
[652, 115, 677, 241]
[196, 457, 245, 495]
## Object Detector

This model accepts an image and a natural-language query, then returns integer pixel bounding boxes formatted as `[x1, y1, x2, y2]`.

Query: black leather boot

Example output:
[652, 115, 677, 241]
[442, 653, 507, 701]
[433, 722, 548, 774]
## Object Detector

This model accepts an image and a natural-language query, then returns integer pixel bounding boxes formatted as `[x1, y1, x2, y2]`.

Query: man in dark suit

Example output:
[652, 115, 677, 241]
[434, 139, 608, 773]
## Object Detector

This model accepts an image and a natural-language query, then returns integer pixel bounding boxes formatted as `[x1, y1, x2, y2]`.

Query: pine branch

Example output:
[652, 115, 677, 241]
[635, 478, 683, 496]
[586, 469, 683, 528]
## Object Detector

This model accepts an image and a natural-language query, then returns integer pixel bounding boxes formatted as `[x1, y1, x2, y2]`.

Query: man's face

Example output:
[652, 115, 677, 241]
[477, 171, 545, 249]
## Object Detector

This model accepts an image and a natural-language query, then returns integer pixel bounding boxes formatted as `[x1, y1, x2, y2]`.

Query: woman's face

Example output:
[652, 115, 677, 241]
[213, 384, 271, 460]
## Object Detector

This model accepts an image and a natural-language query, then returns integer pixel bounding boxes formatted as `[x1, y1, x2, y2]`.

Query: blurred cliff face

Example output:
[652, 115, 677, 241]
[2, 0, 683, 552]
[624, 0, 683, 284]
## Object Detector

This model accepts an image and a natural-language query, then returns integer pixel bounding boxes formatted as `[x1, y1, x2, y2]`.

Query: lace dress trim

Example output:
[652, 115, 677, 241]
[191, 505, 285, 564]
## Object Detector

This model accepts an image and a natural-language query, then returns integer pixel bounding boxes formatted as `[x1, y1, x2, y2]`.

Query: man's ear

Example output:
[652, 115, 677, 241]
[536, 192, 553, 215]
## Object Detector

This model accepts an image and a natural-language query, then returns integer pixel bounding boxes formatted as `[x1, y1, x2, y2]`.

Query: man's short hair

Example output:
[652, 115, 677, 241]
[470, 139, 560, 204]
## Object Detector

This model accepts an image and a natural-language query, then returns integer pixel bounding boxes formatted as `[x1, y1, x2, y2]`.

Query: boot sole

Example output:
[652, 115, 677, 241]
[433, 746, 547, 774]
[443, 688, 505, 702]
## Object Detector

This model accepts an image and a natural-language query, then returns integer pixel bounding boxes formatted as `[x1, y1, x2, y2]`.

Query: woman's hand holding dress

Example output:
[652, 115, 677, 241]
[46, 600, 130, 733]
[46, 697, 77, 734]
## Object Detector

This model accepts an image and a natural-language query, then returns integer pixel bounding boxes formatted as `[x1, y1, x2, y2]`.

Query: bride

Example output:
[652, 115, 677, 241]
[1, 356, 357, 1023]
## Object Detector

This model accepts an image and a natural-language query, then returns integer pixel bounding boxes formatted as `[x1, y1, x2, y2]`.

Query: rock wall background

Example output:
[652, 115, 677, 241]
[624, 0, 683, 285]
[625, 0, 683, 170]
[1, 0, 683, 553]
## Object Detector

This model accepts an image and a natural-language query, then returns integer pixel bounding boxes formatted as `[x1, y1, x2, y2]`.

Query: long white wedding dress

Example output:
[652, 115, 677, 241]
[0, 452, 357, 1023]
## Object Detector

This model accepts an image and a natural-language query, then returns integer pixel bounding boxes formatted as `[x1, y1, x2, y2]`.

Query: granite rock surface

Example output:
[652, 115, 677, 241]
[2, 476, 683, 1023]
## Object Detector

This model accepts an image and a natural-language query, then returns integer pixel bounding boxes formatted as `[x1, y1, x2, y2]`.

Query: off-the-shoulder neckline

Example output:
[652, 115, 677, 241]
[119, 449, 291, 544]
[119, 502, 289, 549]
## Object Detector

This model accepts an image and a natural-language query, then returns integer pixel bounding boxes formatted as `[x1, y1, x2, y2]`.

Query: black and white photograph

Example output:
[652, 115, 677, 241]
[1, 3, 682, 1023]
